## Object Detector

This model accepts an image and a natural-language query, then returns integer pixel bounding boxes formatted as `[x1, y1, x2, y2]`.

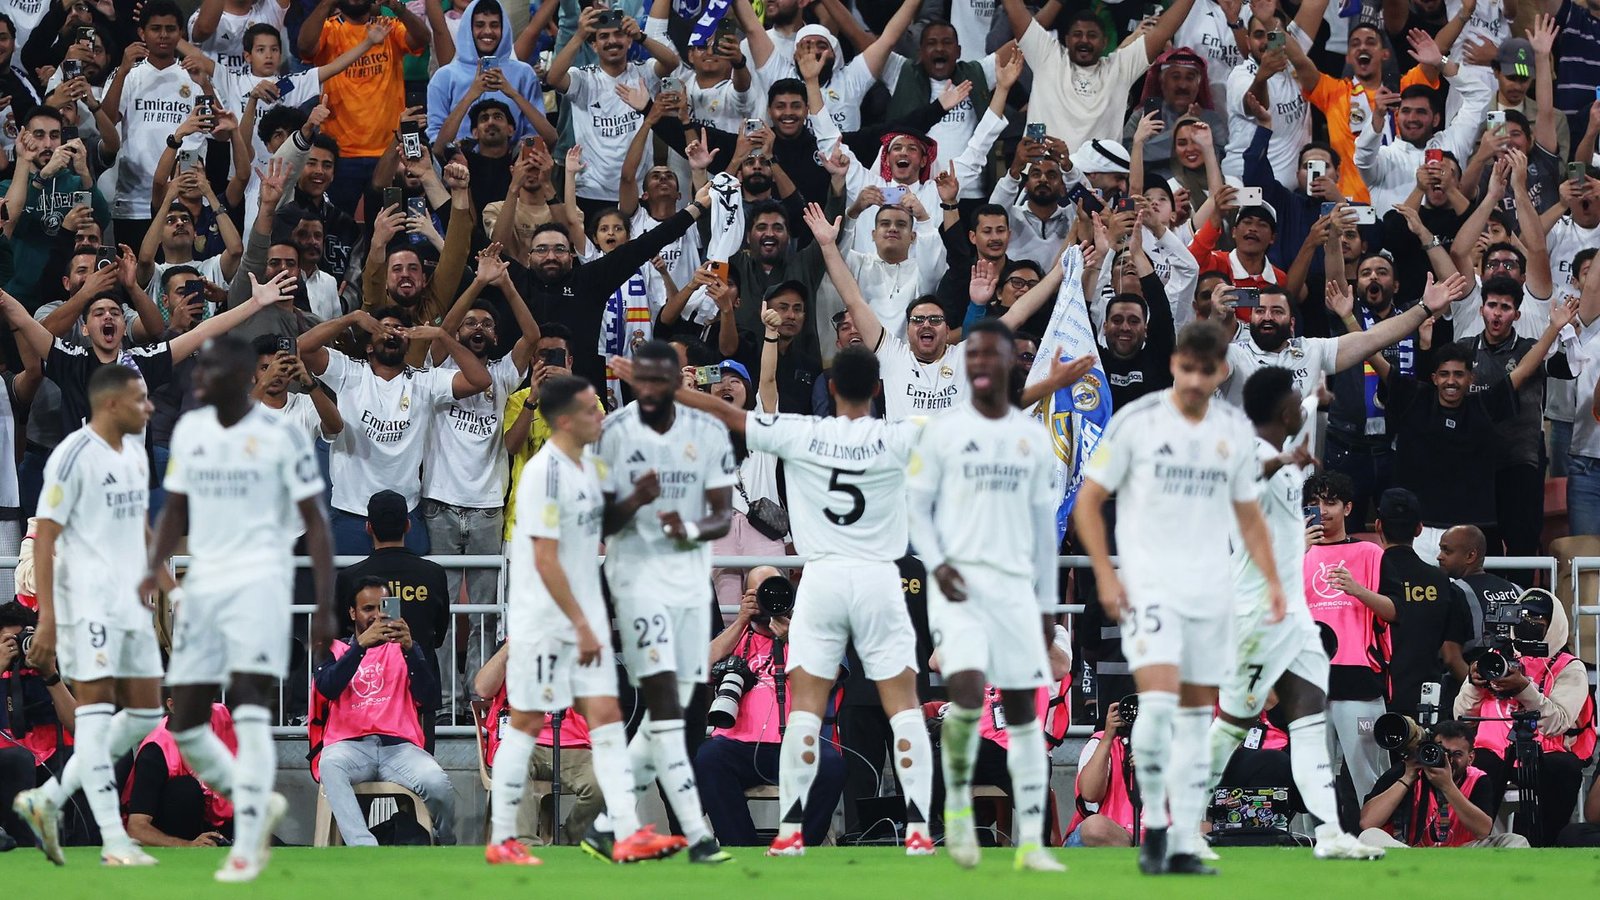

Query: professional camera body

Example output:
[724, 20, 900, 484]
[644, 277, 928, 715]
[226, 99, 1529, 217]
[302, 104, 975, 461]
[1478, 591, 1552, 680]
[1375, 682, 1446, 767]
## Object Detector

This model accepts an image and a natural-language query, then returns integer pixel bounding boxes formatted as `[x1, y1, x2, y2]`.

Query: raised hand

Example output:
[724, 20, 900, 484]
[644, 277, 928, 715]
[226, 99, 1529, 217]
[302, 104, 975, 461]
[474, 243, 509, 284]
[802, 202, 841, 245]
[248, 269, 297, 307]
[939, 79, 973, 110]
[935, 161, 959, 205]
[614, 78, 650, 112]
[969, 256, 998, 303]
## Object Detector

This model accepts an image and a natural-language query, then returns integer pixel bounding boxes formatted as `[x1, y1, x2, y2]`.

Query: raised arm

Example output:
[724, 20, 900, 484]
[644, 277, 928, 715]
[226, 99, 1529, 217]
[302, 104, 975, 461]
[297, 0, 338, 60]
[855, 0, 919, 78]
[1333, 273, 1466, 370]
[1145, 0, 1201, 62]
[731, 0, 775, 70]
[803, 202, 885, 350]
[1510, 297, 1578, 390]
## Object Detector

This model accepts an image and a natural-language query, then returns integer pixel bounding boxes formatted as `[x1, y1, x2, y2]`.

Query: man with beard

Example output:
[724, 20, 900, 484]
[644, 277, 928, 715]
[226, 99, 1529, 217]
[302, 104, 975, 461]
[880, 20, 1001, 202]
[504, 186, 711, 396]
[419, 247, 535, 719]
[547, 3, 678, 217]
[283, 208, 340, 320]
[298, 0, 429, 209]
[1286, 22, 1446, 205]
[436, 100, 520, 216]
[987, 145, 1073, 276]
[808, 202, 1057, 422]
[0, 106, 107, 308]
[1385, 300, 1574, 562]
[750, 6, 918, 137]
[1355, 63, 1492, 216]
[1003, 0, 1197, 148]
[296, 305, 492, 556]
[361, 162, 476, 367]
[136, 196, 241, 309]
[1322, 252, 1446, 528]
[594, 340, 736, 865]
[938, 204, 1015, 328]
[1216, 275, 1469, 410]
[5, 269, 294, 435]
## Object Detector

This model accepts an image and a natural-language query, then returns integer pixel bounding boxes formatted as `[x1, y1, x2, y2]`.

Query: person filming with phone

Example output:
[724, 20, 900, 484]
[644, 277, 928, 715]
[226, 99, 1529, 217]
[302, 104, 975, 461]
[310, 577, 455, 847]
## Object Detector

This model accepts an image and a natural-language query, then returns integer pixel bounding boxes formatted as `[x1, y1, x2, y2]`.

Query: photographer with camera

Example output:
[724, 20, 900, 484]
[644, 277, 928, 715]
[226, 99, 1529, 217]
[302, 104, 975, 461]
[1, 600, 78, 852]
[693, 566, 844, 847]
[1453, 588, 1596, 847]
[1358, 719, 1528, 848]
[1064, 697, 1139, 847]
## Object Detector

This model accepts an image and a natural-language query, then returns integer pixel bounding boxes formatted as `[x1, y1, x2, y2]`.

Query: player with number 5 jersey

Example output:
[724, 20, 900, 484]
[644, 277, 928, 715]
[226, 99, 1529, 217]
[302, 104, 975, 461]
[654, 345, 940, 858]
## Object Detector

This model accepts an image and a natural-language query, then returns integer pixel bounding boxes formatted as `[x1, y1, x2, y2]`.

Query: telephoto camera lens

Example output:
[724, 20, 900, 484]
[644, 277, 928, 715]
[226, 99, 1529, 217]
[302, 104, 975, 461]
[1479, 649, 1511, 680]
[706, 657, 754, 729]
[756, 576, 795, 619]
[1118, 693, 1139, 727]
[1416, 740, 1447, 769]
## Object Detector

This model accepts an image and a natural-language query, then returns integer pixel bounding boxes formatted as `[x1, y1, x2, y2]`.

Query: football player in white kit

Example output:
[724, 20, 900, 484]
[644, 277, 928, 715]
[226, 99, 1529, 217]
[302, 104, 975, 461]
[1205, 366, 1384, 861]
[15, 365, 164, 867]
[1074, 321, 1287, 876]
[906, 319, 1065, 873]
[595, 340, 736, 865]
[633, 343, 939, 857]
[486, 374, 686, 867]
[141, 334, 337, 883]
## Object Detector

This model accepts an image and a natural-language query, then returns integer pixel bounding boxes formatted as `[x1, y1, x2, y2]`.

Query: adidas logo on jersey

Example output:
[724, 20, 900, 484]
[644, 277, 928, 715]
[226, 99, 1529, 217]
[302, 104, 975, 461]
[1156, 443, 1174, 456]
[961, 441, 980, 454]
[102, 473, 117, 485]
[627, 450, 646, 464]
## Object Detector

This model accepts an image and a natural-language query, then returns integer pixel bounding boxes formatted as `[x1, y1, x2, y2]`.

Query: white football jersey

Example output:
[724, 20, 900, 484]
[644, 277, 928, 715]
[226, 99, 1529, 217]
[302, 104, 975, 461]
[36, 428, 150, 629]
[1083, 390, 1262, 614]
[908, 403, 1054, 579]
[164, 404, 324, 574]
[598, 404, 737, 599]
[320, 349, 458, 514]
[422, 354, 526, 508]
[1220, 337, 1338, 409]
[1232, 435, 1313, 616]
[878, 335, 968, 422]
[508, 444, 606, 642]
[743, 411, 921, 562]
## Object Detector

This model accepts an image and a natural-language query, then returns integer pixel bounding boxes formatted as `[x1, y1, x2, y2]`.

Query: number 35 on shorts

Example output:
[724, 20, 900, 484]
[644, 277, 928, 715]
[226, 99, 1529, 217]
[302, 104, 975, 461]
[1123, 604, 1163, 637]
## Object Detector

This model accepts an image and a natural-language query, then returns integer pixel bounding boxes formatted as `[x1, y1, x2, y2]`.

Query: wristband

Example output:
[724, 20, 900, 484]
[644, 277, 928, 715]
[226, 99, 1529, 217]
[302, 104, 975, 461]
[731, 57, 747, 70]
[42, 672, 61, 686]
[764, 335, 779, 343]
[939, 201, 959, 210]
[166, 134, 182, 150]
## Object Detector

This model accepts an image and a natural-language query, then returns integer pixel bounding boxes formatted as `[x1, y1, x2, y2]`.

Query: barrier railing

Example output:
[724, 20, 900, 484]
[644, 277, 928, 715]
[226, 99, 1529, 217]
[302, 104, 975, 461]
[4, 552, 1591, 741]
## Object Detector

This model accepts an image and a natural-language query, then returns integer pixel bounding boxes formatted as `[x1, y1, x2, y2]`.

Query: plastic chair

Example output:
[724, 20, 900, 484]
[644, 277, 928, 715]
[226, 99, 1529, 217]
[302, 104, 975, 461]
[312, 781, 435, 847]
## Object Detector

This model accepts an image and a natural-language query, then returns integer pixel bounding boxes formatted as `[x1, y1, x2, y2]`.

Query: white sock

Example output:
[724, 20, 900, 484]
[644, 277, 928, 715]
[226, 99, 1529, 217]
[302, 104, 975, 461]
[1206, 718, 1249, 792]
[108, 708, 164, 758]
[776, 710, 822, 841]
[57, 703, 127, 844]
[173, 722, 236, 798]
[647, 719, 708, 843]
[1129, 691, 1177, 831]
[1165, 706, 1215, 857]
[889, 709, 932, 841]
[1288, 713, 1341, 828]
[490, 726, 536, 844]
[629, 714, 657, 801]
[940, 704, 983, 814]
[589, 721, 641, 836]
[230, 706, 275, 859]
[1005, 718, 1049, 848]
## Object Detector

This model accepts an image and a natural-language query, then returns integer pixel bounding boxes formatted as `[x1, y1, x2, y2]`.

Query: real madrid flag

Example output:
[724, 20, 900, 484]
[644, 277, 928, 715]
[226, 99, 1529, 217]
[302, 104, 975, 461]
[1024, 245, 1112, 539]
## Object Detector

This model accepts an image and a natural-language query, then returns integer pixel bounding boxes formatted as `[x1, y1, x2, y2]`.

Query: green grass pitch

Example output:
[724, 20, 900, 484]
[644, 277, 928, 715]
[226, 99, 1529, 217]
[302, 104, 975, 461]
[13, 846, 1600, 899]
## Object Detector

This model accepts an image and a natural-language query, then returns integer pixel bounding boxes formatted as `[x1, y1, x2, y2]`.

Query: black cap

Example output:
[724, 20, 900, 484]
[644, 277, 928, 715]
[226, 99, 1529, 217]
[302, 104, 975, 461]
[764, 280, 809, 304]
[1518, 587, 1556, 620]
[1375, 488, 1421, 528]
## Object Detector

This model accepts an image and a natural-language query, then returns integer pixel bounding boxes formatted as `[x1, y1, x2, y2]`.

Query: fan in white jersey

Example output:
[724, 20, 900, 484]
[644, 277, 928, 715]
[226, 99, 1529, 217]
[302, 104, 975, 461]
[628, 344, 940, 858]
[595, 342, 735, 865]
[249, 334, 343, 442]
[1074, 320, 1287, 876]
[487, 374, 687, 868]
[14, 366, 165, 868]
[141, 335, 336, 884]
[803, 202, 1060, 422]
[906, 318, 1065, 874]
[1205, 366, 1385, 861]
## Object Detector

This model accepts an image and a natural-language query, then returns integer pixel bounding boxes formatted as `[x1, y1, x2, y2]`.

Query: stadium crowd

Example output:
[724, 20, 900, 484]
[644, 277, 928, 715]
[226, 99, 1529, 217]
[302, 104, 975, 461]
[0, 0, 1598, 869]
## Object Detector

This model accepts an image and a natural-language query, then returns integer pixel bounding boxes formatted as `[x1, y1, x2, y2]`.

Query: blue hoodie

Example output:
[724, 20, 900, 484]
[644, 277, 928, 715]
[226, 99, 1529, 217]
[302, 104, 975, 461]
[426, 0, 546, 142]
